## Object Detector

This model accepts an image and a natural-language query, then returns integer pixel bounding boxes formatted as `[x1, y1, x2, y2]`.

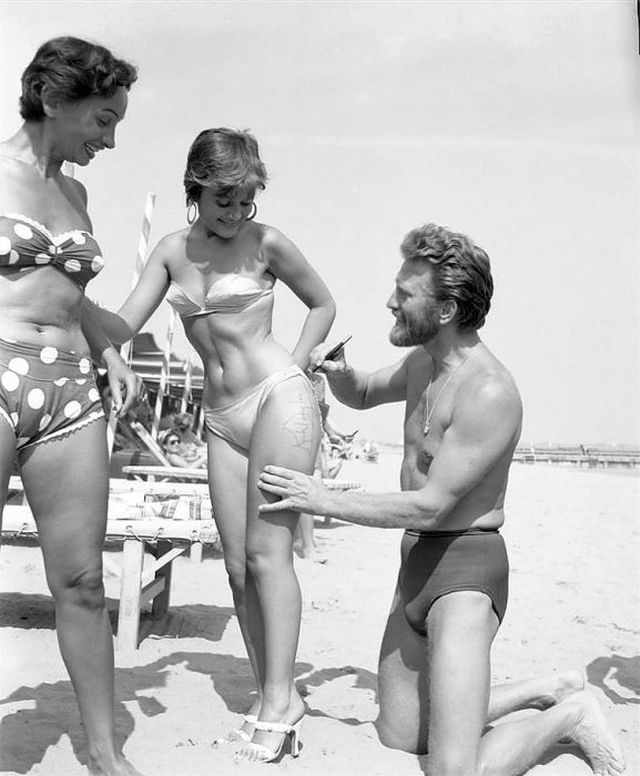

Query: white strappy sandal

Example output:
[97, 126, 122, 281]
[215, 714, 257, 745]
[236, 718, 302, 763]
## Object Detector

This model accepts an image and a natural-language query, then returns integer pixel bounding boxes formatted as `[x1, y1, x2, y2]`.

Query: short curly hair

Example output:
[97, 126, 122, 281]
[184, 128, 268, 206]
[20, 36, 137, 121]
[400, 223, 493, 330]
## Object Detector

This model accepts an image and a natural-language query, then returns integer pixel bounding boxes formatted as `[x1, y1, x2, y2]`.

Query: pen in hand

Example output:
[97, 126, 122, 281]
[311, 335, 352, 372]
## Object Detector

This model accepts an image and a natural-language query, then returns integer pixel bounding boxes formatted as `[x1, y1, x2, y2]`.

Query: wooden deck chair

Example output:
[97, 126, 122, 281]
[113, 421, 209, 482]
[121, 465, 208, 483]
[130, 420, 173, 466]
[1, 501, 218, 652]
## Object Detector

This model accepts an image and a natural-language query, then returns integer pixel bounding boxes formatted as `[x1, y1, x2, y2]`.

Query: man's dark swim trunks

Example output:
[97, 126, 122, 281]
[398, 527, 509, 636]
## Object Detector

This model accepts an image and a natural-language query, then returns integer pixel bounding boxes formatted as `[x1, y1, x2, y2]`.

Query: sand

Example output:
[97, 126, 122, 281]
[1, 455, 638, 775]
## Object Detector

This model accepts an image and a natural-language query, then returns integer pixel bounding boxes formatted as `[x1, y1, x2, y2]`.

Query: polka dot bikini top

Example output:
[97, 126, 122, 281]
[0, 214, 105, 291]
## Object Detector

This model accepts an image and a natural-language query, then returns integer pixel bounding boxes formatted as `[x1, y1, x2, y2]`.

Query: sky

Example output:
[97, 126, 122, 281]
[1, 1, 639, 445]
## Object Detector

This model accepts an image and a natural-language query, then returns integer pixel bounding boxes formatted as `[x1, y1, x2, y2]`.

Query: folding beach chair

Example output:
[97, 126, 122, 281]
[4, 473, 218, 648]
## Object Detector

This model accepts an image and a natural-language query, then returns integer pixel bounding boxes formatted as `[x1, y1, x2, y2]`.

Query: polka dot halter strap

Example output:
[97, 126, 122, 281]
[0, 214, 105, 290]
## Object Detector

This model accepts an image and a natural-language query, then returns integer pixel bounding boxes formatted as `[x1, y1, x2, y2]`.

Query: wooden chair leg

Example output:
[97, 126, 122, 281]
[190, 541, 203, 563]
[151, 539, 173, 618]
[117, 537, 145, 652]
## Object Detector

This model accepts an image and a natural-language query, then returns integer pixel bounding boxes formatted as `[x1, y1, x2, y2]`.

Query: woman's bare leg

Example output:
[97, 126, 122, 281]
[239, 376, 321, 759]
[0, 420, 17, 526]
[0, 417, 19, 775]
[20, 420, 141, 775]
[206, 433, 263, 736]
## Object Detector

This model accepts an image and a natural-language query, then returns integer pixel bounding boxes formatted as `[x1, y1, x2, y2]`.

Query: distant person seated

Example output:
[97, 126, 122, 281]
[160, 429, 206, 468]
[174, 412, 207, 458]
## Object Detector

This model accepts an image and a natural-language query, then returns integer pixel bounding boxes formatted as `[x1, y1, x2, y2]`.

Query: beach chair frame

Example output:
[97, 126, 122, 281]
[2, 477, 218, 652]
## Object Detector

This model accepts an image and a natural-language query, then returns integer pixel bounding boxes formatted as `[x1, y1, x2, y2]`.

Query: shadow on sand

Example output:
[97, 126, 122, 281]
[587, 653, 640, 706]
[1, 592, 378, 774]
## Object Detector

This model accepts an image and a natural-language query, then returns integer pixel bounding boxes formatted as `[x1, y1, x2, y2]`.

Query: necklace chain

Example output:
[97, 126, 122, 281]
[423, 351, 474, 436]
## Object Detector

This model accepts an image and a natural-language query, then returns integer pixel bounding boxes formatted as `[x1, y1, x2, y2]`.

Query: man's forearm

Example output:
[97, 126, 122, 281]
[318, 487, 443, 530]
[325, 365, 370, 409]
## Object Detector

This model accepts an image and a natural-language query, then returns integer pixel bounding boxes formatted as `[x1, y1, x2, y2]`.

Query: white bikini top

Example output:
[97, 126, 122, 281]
[166, 272, 274, 317]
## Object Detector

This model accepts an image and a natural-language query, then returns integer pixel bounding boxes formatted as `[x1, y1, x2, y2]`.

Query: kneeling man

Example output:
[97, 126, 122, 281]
[259, 223, 624, 776]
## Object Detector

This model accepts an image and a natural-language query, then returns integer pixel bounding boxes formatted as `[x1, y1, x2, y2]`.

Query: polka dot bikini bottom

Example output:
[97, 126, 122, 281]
[0, 337, 104, 452]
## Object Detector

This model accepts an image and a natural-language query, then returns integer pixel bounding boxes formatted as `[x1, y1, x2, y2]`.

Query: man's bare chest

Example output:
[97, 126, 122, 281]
[403, 397, 436, 481]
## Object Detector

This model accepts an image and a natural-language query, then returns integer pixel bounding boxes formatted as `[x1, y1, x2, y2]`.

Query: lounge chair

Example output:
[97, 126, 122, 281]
[2, 476, 218, 653]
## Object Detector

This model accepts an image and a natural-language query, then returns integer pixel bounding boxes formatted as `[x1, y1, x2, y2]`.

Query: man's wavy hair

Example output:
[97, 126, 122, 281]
[20, 37, 137, 121]
[400, 223, 493, 330]
[184, 128, 268, 206]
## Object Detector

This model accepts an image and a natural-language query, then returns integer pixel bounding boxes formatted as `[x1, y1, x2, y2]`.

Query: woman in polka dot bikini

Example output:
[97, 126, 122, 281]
[0, 38, 143, 776]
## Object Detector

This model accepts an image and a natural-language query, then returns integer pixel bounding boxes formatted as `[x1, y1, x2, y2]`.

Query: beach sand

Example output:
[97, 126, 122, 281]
[1, 455, 638, 775]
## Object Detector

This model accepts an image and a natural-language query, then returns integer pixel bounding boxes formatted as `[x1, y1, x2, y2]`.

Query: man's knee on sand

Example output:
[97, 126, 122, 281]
[376, 720, 482, 776]
[375, 714, 427, 755]
[425, 753, 480, 776]
[374, 592, 498, 760]
[376, 714, 491, 776]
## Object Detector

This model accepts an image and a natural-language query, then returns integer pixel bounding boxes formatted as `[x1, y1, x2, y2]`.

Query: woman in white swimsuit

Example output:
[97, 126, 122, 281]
[90, 128, 335, 763]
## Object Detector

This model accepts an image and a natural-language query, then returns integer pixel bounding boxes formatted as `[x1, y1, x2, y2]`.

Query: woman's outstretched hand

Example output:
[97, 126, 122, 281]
[103, 348, 142, 416]
[258, 465, 328, 514]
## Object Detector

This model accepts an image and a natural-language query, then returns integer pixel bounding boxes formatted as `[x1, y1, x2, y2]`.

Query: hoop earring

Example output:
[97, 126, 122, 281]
[247, 202, 257, 221]
[187, 202, 198, 224]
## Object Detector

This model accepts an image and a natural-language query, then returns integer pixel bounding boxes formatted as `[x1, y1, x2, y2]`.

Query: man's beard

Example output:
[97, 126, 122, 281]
[389, 310, 440, 347]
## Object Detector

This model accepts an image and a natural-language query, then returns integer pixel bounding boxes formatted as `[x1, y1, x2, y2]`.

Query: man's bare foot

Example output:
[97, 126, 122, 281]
[564, 691, 626, 775]
[87, 754, 144, 775]
[536, 669, 586, 710]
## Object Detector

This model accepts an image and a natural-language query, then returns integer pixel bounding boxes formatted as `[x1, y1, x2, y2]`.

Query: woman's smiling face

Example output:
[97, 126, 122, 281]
[197, 185, 256, 239]
[47, 86, 128, 166]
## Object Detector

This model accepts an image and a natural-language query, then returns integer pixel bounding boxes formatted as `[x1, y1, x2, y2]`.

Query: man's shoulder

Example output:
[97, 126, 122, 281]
[482, 349, 519, 390]
[465, 349, 522, 415]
